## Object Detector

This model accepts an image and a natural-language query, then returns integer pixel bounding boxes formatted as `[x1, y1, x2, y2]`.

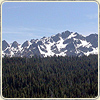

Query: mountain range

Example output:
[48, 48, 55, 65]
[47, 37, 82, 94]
[2, 30, 98, 57]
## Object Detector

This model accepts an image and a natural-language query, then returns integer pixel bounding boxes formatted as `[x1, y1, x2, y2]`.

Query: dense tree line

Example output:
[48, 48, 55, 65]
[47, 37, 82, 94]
[2, 55, 98, 98]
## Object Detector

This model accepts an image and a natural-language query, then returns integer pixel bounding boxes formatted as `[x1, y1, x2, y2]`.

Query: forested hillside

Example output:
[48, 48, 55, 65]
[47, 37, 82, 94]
[2, 55, 98, 98]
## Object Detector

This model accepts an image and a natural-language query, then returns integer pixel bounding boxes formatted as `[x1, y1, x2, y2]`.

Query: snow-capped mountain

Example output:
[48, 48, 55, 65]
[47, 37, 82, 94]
[2, 30, 98, 57]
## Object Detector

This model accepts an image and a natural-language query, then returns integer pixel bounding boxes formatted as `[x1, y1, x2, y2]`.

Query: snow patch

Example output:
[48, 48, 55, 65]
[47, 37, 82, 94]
[56, 37, 68, 52]
[38, 42, 55, 57]
[84, 47, 98, 56]
[27, 41, 32, 48]
[67, 32, 77, 39]
[40, 45, 45, 49]
[56, 52, 66, 57]
[18, 45, 23, 51]
[10, 51, 14, 57]
[77, 40, 92, 48]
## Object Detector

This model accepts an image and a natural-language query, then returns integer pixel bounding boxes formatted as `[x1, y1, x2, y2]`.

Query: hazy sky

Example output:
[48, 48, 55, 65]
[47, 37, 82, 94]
[2, 1, 98, 44]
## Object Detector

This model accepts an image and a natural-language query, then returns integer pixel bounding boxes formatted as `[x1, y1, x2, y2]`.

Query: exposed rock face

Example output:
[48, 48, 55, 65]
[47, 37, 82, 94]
[2, 40, 10, 50]
[11, 41, 19, 48]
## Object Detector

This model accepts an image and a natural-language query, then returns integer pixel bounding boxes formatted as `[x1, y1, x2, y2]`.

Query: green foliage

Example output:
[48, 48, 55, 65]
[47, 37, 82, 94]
[2, 55, 98, 98]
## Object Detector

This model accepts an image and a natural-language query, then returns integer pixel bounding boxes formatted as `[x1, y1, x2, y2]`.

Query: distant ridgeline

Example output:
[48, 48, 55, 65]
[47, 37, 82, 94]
[2, 55, 98, 98]
[2, 30, 98, 57]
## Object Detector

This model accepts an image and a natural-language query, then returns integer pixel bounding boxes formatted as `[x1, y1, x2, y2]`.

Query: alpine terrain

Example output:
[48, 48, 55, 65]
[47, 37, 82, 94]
[2, 30, 98, 57]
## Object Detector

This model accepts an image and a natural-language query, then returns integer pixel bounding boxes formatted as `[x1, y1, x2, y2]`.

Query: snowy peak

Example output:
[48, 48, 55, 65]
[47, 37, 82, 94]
[2, 30, 98, 57]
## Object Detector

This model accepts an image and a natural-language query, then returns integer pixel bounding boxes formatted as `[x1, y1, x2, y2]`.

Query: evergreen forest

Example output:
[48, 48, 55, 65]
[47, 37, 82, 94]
[2, 55, 98, 98]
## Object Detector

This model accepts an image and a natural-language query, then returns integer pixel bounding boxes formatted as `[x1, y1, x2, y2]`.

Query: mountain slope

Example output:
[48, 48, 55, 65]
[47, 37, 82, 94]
[2, 30, 98, 57]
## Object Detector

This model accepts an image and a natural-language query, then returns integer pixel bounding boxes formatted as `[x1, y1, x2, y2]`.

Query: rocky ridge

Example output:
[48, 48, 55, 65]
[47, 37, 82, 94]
[2, 30, 98, 57]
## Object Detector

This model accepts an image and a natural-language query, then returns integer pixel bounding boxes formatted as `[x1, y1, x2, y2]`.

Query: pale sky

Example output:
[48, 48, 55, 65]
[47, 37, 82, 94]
[2, 1, 98, 44]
